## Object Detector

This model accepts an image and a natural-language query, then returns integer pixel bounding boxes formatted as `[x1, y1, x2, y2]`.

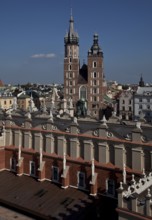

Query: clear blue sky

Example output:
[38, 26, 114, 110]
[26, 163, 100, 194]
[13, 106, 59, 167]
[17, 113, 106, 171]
[0, 0, 152, 85]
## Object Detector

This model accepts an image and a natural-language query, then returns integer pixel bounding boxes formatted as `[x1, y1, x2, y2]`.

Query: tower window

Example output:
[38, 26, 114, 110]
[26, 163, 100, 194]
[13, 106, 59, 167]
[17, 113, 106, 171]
[69, 65, 72, 71]
[93, 88, 97, 94]
[94, 96, 97, 102]
[69, 81, 73, 86]
[69, 72, 72, 78]
[70, 89, 73, 94]
[93, 61, 97, 68]
[93, 72, 97, 78]
[69, 58, 72, 63]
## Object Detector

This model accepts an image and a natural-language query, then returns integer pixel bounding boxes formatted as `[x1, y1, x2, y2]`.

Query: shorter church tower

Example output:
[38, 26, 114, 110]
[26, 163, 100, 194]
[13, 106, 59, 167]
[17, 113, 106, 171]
[87, 33, 105, 117]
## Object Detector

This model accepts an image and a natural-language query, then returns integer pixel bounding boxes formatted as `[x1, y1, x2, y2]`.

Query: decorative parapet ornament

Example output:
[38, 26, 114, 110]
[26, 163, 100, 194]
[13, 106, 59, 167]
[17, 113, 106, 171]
[123, 172, 152, 198]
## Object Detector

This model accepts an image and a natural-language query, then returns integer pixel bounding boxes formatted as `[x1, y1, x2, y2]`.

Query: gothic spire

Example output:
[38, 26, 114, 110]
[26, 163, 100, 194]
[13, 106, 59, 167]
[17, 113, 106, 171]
[139, 74, 145, 87]
[64, 10, 79, 45]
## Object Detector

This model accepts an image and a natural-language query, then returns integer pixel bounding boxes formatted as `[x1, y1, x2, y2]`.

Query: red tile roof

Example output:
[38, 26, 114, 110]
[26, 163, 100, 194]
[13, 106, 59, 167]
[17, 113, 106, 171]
[0, 171, 96, 220]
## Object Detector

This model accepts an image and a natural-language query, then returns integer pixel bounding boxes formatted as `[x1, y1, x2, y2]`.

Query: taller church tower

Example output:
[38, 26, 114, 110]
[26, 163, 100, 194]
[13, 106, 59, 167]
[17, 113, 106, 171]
[64, 13, 79, 107]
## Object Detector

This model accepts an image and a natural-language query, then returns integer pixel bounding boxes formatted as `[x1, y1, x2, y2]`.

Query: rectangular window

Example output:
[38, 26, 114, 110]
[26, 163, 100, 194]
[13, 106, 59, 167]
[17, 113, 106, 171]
[10, 157, 16, 171]
[69, 81, 73, 86]
[77, 171, 85, 188]
[106, 179, 115, 196]
[30, 161, 36, 176]
[52, 166, 59, 182]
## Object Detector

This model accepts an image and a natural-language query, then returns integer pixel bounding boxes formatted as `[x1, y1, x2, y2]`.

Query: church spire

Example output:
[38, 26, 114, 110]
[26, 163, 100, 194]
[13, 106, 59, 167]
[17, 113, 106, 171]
[88, 33, 103, 57]
[64, 10, 79, 45]
[139, 74, 145, 87]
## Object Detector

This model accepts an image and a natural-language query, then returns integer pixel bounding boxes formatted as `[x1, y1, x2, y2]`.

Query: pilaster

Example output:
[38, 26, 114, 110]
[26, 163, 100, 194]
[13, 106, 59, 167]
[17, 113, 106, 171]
[90, 173, 98, 196]
[132, 148, 144, 171]
[38, 161, 46, 181]
[45, 134, 54, 153]
[83, 140, 93, 161]
[70, 138, 80, 158]
[16, 157, 24, 176]
[61, 166, 70, 189]
[57, 136, 66, 156]
[98, 142, 109, 163]
[114, 144, 125, 168]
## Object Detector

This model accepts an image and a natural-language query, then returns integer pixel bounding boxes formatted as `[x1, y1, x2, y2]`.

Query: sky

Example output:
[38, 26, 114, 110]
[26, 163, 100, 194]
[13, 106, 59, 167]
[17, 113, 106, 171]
[0, 0, 152, 85]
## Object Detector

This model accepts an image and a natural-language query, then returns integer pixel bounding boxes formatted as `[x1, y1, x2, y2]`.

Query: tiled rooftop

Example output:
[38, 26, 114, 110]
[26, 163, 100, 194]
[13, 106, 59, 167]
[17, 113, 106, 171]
[0, 171, 97, 220]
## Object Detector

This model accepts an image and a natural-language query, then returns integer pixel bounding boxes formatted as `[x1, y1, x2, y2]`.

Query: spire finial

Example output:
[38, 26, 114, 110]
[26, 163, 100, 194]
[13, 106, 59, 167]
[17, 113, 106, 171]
[71, 7, 72, 17]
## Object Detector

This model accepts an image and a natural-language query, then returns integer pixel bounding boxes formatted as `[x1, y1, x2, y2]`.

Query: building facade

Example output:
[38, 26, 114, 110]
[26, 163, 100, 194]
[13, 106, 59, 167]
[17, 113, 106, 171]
[133, 86, 152, 122]
[119, 90, 133, 120]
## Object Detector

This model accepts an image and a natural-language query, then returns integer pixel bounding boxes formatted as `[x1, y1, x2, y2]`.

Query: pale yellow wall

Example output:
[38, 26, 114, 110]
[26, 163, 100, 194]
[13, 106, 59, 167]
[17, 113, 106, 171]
[0, 97, 14, 110]
[17, 98, 30, 110]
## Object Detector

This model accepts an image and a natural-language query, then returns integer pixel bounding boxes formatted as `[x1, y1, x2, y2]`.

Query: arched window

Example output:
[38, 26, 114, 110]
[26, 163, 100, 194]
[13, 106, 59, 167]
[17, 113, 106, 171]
[79, 86, 87, 100]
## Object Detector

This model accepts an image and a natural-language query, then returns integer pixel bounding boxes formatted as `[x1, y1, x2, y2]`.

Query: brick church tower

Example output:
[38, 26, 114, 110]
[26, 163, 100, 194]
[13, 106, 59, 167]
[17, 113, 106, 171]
[64, 13, 79, 105]
[64, 14, 106, 119]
